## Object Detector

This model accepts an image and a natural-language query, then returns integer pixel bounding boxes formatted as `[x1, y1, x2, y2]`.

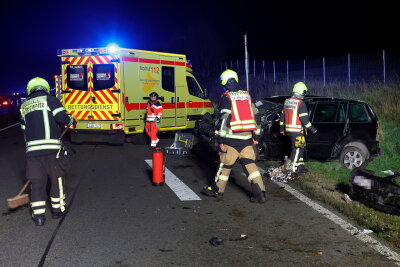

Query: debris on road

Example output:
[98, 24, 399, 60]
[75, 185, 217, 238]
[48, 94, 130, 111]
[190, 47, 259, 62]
[229, 234, 248, 241]
[343, 193, 353, 204]
[362, 229, 374, 234]
[209, 237, 223, 246]
[266, 165, 296, 183]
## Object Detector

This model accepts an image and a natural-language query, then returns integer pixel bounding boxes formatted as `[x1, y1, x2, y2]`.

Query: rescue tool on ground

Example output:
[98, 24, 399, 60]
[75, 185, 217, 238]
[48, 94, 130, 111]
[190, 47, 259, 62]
[202, 69, 266, 203]
[56, 47, 214, 144]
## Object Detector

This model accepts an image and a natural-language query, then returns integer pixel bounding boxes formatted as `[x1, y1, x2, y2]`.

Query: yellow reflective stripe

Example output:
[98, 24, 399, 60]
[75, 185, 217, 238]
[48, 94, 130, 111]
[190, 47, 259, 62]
[286, 124, 302, 128]
[291, 104, 298, 126]
[248, 171, 261, 182]
[51, 204, 61, 208]
[27, 139, 61, 147]
[231, 124, 256, 130]
[220, 109, 231, 114]
[218, 175, 229, 181]
[299, 113, 308, 117]
[21, 124, 26, 130]
[230, 120, 256, 125]
[292, 148, 300, 172]
[305, 122, 312, 128]
[254, 129, 261, 135]
[52, 107, 66, 116]
[27, 145, 61, 152]
[215, 163, 224, 182]
[33, 209, 46, 214]
[58, 177, 66, 212]
[51, 197, 60, 202]
[279, 122, 284, 125]
[31, 201, 46, 207]
[231, 100, 240, 122]
[223, 134, 252, 140]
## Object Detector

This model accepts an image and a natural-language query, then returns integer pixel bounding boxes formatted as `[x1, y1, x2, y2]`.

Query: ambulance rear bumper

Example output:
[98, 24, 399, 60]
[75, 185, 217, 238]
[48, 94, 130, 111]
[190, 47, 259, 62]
[69, 129, 125, 144]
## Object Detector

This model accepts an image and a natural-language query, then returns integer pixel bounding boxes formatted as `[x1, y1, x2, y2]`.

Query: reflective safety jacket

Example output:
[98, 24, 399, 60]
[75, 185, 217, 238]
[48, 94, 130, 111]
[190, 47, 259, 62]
[280, 96, 316, 133]
[216, 90, 260, 144]
[146, 100, 163, 122]
[20, 91, 74, 157]
[223, 90, 256, 132]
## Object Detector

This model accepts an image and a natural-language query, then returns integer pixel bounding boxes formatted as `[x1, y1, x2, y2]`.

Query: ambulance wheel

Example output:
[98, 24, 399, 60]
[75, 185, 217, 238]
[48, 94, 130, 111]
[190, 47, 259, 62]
[132, 133, 148, 145]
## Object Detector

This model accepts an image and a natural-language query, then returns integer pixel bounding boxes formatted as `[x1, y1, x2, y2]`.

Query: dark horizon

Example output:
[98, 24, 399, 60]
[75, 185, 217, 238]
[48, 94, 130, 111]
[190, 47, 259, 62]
[1, 1, 398, 94]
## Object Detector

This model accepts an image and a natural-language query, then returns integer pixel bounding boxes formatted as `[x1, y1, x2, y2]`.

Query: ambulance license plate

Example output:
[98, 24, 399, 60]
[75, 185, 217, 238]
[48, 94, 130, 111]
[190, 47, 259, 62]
[86, 124, 101, 129]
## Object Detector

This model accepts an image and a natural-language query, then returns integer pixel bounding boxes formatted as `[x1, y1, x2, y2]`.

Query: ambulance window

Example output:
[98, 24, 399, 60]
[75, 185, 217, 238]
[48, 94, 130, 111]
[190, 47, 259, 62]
[162, 67, 175, 93]
[187, 76, 203, 97]
[93, 64, 115, 91]
[67, 65, 87, 91]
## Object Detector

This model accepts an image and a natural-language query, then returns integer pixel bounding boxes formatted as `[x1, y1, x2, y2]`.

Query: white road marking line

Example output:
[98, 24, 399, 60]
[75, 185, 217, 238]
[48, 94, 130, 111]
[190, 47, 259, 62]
[145, 160, 201, 201]
[0, 122, 20, 133]
[258, 167, 400, 265]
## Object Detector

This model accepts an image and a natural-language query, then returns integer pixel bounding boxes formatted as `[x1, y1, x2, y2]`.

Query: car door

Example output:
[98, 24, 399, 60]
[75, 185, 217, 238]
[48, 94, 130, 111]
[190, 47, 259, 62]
[306, 101, 347, 159]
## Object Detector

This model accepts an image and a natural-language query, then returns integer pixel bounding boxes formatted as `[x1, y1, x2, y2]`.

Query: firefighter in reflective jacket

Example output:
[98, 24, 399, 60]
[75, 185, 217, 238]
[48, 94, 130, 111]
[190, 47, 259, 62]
[20, 77, 75, 226]
[202, 69, 266, 203]
[145, 92, 163, 148]
[280, 82, 317, 174]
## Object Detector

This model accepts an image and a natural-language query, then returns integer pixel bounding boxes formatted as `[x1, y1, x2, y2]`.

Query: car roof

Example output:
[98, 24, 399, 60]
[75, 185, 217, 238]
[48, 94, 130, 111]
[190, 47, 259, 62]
[263, 95, 367, 105]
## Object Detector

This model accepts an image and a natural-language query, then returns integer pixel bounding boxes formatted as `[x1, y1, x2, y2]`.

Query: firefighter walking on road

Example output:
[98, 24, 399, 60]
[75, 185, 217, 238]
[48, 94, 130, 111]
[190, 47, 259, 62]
[20, 77, 75, 226]
[202, 69, 266, 203]
[145, 92, 163, 148]
[280, 82, 317, 174]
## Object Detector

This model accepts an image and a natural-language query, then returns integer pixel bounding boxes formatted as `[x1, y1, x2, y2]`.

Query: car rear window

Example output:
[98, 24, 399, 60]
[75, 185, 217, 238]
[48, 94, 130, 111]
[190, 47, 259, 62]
[350, 103, 370, 122]
[93, 64, 115, 91]
[67, 65, 87, 91]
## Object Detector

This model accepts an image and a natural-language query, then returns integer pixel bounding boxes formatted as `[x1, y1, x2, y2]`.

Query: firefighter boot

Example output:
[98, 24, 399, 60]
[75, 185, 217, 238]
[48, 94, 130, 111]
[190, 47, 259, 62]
[250, 182, 266, 203]
[52, 205, 69, 219]
[202, 185, 224, 199]
[32, 215, 46, 226]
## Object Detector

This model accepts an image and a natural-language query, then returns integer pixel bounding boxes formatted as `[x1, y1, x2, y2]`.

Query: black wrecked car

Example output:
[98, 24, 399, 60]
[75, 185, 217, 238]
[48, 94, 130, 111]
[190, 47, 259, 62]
[256, 96, 380, 169]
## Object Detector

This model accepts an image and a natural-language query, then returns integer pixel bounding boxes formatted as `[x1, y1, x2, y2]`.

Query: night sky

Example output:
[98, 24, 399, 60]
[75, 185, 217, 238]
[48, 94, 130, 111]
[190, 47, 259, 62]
[0, 1, 398, 94]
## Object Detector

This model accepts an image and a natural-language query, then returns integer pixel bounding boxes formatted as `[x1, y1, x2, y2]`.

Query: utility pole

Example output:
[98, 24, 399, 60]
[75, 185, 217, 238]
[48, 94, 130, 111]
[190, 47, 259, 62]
[245, 34, 249, 91]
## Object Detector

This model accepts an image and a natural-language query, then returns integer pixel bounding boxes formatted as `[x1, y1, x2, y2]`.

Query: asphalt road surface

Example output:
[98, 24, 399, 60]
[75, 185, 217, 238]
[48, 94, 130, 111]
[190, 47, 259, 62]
[0, 119, 398, 266]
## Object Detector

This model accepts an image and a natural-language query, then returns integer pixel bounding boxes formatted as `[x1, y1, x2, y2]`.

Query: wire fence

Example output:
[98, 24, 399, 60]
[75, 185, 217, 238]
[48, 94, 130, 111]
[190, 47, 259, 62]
[219, 49, 400, 87]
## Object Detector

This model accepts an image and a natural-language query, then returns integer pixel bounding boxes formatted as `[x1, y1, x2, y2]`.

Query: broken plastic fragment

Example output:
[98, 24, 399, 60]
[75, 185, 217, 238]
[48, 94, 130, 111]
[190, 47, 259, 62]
[382, 170, 395, 175]
[209, 237, 223, 246]
[343, 193, 353, 203]
[362, 229, 373, 234]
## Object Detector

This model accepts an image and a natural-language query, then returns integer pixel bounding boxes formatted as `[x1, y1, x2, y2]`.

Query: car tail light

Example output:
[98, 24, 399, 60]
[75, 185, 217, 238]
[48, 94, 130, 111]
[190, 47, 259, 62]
[68, 124, 76, 129]
[2, 100, 9, 106]
[111, 123, 123, 130]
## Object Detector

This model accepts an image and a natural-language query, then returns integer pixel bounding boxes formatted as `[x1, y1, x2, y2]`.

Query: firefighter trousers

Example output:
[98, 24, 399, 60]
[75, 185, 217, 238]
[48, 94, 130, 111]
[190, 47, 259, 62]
[26, 153, 67, 217]
[214, 144, 265, 193]
[145, 122, 159, 147]
[288, 133, 306, 172]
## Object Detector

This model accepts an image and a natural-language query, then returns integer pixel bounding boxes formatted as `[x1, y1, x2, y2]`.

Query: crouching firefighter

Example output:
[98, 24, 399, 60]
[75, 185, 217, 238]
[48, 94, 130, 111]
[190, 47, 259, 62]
[202, 69, 266, 203]
[20, 77, 75, 226]
[145, 92, 163, 148]
[280, 82, 317, 174]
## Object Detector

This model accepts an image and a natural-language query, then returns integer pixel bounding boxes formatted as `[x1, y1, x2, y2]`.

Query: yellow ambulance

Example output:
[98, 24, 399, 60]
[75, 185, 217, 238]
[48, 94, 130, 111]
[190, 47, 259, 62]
[57, 46, 214, 144]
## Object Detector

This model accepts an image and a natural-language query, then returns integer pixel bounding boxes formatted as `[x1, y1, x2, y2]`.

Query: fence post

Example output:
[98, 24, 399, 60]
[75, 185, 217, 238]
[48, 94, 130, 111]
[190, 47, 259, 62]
[286, 60, 289, 83]
[348, 53, 351, 86]
[225, 62, 228, 70]
[323, 57, 326, 87]
[263, 60, 266, 81]
[383, 50, 386, 84]
[303, 59, 306, 82]
[273, 61, 276, 83]
[237, 60, 239, 72]
[230, 60, 233, 69]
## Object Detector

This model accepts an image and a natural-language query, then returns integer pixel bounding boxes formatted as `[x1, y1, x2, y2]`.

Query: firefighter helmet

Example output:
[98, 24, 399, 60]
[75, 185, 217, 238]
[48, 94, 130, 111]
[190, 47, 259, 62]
[27, 77, 50, 95]
[292, 82, 308, 95]
[220, 69, 238, 86]
[149, 92, 159, 98]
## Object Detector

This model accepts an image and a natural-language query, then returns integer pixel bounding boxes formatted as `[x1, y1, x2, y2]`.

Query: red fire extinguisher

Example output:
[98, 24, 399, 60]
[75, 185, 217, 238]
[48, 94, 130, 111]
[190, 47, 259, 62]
[152, 147, 165, 186]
